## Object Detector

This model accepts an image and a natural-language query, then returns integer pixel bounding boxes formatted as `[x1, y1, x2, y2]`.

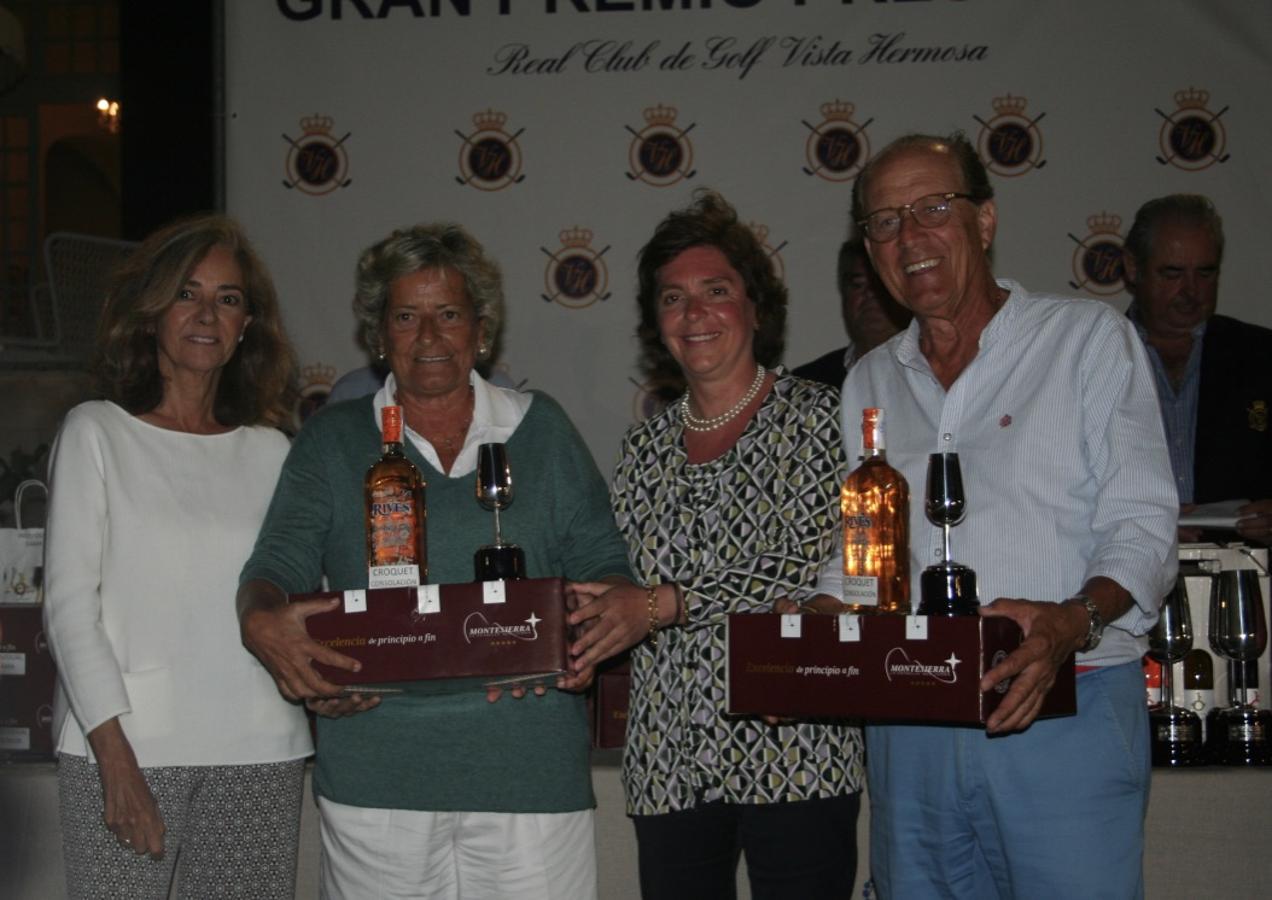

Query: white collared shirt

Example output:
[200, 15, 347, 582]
[373, 370, 533, 477]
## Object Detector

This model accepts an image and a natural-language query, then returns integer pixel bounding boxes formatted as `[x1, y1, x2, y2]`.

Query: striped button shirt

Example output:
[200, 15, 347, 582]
[1127, 304, 1206, 504]
[835, 280, 1178, 667]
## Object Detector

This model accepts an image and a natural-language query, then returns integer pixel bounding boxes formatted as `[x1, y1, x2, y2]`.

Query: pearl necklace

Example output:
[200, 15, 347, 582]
[680, 364, 766, 433]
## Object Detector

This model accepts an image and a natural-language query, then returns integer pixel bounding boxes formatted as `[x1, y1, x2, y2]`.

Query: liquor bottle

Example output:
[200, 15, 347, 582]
[365, 405, 427, 588]
[1182, 648, 1214, 719]
[1205, 659, 1240, 763]
[842, 407, 910, 614]
[1143, 656, 1163, 707]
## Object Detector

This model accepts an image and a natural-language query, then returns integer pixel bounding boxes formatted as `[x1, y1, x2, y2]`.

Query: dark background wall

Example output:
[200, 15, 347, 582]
[120, 0, 215, 238]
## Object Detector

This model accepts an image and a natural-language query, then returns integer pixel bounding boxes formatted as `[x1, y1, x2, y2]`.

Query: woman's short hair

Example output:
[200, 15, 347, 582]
[353, 223, 504, 358]
[635, 189, 787, 380]
[94, 214, 297, 429]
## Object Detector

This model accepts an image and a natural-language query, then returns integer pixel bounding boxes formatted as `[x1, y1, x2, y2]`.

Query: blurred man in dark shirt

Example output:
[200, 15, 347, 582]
[792, 237, 910, 388]
[1124, 194, 1272, 545]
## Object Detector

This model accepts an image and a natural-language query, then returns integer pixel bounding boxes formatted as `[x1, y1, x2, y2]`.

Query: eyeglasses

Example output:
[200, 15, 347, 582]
[858, 192, 973, 243]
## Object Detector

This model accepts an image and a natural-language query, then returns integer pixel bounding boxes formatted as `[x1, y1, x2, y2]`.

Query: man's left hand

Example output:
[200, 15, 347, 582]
[1235, 498, 1272, 547]
[978, 598, 1085, 734]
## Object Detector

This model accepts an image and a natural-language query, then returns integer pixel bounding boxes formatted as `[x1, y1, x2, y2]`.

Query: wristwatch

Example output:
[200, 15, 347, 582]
[1066, 594, 1103, 653]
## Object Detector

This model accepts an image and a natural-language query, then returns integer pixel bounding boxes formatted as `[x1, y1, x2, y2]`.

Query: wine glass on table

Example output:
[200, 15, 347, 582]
[917, 452, 978, 616]
[1147, 578, 1203, 766]
[473, 443, 526, 581]
[1208, 570, 1270, 765]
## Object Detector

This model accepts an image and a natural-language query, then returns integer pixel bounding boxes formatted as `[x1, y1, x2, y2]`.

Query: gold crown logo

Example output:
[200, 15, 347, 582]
[559, 226, 593, 248]
[300, 114, 334, 135]
[302, 362, 337, 386]
[643, 104, 678, 126]
[1174, 87, 1209, 109]
[1086, 212, 1122, 235]
[473, 108, 507, 131]
[992, 94, 1028, 117]
[747, 222, 770, 244]
[820, 99, 855, 121]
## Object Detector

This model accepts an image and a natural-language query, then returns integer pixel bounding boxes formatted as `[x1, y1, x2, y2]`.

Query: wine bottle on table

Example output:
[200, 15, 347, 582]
[841, 407, 910, 614]
[1183, 648, 1214, 719]
[365, 405, 427, 588]
[1143, 656, 1163, 707]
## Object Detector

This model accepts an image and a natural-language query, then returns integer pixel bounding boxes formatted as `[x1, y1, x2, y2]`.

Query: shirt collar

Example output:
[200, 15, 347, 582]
[373, 371, 532, 478]
[892, 278, 1023, 373]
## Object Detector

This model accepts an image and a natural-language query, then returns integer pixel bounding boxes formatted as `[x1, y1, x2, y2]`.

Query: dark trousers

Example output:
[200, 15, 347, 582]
[632, 793, 861, 900]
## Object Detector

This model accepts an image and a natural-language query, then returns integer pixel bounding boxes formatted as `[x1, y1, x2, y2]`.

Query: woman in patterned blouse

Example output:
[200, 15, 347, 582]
[568, 191, 865, 898]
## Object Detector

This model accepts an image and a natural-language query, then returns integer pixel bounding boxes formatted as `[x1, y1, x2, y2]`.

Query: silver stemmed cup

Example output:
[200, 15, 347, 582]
[1208, 569, 1270, 765]
[1147, 578, 1203, 766]
[917, 452, 977, 616]
[473, 443, 526, 581]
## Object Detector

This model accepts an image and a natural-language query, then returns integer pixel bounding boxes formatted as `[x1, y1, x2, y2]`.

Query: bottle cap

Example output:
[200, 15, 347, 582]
[862, 407, 884, 450]
[382, 405, 403, 443]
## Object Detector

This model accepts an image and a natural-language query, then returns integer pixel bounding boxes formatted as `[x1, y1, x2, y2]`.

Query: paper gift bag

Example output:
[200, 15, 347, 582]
[1, 480, 46, 604]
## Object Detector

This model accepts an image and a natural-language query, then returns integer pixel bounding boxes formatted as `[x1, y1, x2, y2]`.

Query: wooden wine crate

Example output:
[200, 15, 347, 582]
[296, 577, 569, 695]
[591, 655, 631, 750]
[0, 604, 57, 759]
[727, 612, 1075, 725]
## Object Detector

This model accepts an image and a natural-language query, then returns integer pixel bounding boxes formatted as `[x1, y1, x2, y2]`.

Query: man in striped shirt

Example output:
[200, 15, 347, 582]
[832, 132, 1177, 899]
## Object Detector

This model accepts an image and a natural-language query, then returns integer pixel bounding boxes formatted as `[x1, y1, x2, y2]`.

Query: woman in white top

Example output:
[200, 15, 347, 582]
[43, 215, 313, 899]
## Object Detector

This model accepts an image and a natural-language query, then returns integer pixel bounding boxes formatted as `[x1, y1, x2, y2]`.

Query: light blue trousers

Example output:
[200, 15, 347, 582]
[866, 661, 1149, 900]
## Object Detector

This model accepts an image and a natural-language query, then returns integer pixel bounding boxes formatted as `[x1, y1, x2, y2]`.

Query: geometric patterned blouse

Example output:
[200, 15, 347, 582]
[612, 370, 866, 815]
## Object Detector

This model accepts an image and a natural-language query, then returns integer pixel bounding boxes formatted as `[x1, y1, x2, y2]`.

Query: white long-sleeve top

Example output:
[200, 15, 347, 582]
[43, 401, 312, 766]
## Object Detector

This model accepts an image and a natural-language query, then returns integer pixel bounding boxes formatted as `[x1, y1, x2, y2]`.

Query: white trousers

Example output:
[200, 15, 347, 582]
[317, 796, 597, 900]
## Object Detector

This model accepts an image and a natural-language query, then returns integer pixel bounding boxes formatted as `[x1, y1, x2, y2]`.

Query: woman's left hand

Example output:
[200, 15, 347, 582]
[87, 719, 166, 859]
[566, 580, 653, 673]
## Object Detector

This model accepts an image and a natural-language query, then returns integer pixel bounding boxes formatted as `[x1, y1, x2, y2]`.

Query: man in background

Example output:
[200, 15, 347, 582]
[792, 237, 910, 388]
[1123, 194, 1272, 545]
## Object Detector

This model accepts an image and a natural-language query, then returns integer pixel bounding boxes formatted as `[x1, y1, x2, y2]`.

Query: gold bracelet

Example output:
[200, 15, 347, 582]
[646, 585, 660, 641]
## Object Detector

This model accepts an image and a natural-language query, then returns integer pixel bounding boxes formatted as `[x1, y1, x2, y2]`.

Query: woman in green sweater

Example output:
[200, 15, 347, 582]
[236, 223, 633, 899]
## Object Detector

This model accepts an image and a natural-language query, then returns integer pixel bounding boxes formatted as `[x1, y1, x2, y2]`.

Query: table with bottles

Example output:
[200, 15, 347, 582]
[1144, 543, 1270, 768]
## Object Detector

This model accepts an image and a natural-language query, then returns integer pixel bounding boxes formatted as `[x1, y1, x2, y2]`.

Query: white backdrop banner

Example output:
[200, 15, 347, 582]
[224, 0, 1272, 468]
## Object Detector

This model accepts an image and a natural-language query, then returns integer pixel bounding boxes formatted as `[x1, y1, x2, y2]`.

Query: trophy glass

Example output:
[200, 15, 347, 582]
[917, 453, 978, 615]
[1208, 569, 1270, 766]
[473, 443, 526, 581]
[1147, 578, 1204, 766]
[1206, 660, 1253, 764]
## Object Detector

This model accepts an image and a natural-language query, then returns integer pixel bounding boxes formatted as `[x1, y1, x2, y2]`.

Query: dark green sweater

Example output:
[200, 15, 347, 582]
[242, 392, 632, 812]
